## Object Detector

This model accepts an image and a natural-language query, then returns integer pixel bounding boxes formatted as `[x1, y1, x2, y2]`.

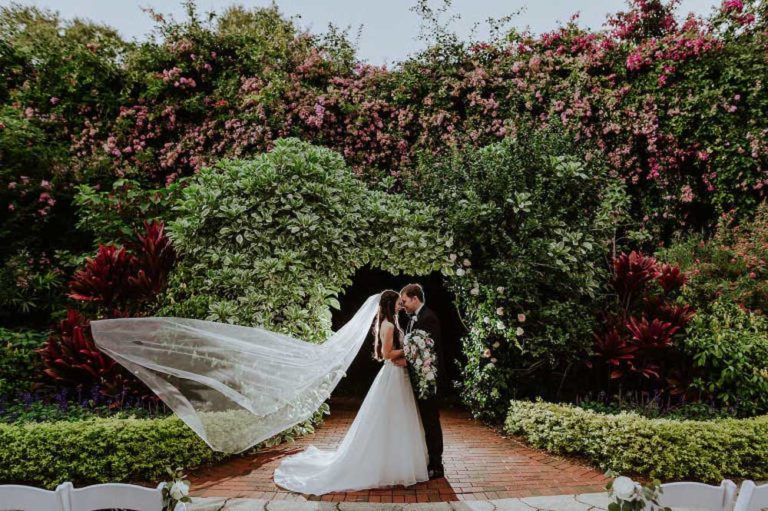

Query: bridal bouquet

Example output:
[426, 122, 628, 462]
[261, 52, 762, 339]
[403, 329, 438, 400]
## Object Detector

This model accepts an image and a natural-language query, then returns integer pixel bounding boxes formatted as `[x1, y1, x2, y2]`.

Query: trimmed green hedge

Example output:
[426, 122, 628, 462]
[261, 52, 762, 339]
[0, 405, 327, 488]
[504, 400, 768, 482]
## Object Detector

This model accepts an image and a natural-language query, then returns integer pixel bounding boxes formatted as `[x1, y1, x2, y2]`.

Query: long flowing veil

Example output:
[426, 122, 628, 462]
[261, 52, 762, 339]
[90, 292, 381, 454]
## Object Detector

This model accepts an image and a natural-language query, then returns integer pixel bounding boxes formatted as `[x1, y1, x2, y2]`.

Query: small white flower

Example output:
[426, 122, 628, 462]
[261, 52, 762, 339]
[456, 268, 466, 277]
[463, 258, 472, 267]
[518, 313, 526, 322]
[612, 476, 637, 501]
[482, 348, 492, 358]
[496, 307, 504, 316]
[492, 341, 500, 348]
[490, 357, 497, 363]
[449, 253, 458, 262]
[497, 286, 505, 293]
[516, 327, 524, 336]
[483, 316, 490, 324]
[470, 287, 480, 296]
[496, 320, 505, 330]
[170, 481, 190, 500]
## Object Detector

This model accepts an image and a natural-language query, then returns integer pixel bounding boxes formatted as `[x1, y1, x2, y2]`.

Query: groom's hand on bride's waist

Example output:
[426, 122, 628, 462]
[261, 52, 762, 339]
[393, 358, 407, 368]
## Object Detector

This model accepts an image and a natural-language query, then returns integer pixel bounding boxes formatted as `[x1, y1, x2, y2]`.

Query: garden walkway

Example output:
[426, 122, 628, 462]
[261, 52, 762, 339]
[188, 398, 607, 504]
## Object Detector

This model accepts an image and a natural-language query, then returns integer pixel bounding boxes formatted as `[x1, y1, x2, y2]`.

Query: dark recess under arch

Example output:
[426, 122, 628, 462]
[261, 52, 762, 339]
[331, 266, 466, 403]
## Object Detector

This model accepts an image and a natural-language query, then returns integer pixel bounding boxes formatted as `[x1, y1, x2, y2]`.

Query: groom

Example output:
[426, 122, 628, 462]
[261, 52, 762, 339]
[395, 283, 445, 479]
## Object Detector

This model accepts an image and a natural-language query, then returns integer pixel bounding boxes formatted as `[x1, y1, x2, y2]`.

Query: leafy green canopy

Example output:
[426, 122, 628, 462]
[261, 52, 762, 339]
[160, 138, 451, 341]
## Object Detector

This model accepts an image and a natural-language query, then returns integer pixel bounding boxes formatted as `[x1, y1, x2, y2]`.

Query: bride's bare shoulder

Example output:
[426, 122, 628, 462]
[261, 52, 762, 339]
[381, 320, 395, 330]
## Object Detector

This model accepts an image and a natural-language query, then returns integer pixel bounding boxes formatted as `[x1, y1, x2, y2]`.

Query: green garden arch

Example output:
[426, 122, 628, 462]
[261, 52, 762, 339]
[160, 138, 452, 342]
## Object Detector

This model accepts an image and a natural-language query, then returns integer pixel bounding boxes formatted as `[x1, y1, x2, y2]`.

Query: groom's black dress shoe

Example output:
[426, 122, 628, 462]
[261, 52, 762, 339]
[428, 467, 445, 480]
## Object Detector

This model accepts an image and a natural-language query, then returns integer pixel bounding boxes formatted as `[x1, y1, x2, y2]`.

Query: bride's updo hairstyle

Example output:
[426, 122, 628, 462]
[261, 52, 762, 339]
[373, 290, 402, 361]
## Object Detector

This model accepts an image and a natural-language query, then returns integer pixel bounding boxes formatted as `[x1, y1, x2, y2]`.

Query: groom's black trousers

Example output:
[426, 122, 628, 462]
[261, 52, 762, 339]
[416, 395, 444, 470]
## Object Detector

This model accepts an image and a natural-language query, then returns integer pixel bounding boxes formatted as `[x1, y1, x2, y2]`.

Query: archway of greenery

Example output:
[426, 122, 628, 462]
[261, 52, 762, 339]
[158, 138, 454, 348]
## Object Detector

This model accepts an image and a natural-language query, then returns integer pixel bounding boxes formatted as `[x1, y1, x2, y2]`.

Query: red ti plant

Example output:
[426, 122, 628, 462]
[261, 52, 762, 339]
[68, 220, 176, 317]
[127, 220, 176, 299]
[611, 251, 660, 314]
[35, 309, 153, 401]
[68, 244, 138, 316]
[657, 263, 687, 294]
[588, 327, 638, 380]
[589, 250, 695, 391]
[46, 220, 176, 402]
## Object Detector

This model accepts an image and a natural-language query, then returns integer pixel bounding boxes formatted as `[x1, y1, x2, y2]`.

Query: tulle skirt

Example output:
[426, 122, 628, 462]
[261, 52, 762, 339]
[273, 361, 429, 494]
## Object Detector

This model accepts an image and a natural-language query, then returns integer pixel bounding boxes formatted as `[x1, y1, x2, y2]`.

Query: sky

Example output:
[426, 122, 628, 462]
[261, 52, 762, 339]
[0, 0, 723, 65]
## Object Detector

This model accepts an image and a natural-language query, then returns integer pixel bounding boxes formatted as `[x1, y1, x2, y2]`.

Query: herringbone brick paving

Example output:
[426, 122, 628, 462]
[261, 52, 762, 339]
[188, 399, 607, 502]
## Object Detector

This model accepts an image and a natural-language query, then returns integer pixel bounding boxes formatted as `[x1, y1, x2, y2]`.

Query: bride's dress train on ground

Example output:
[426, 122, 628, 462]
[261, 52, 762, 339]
[89, 294, 382, 454]
[273, 359, 429, 494]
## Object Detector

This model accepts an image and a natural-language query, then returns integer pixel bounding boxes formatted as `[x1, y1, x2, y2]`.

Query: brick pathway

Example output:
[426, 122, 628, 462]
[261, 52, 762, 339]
[188, 399, 608, 503]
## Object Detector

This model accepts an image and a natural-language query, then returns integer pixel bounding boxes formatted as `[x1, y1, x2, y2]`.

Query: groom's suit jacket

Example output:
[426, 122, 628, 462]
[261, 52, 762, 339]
[402, 305, 447, 397]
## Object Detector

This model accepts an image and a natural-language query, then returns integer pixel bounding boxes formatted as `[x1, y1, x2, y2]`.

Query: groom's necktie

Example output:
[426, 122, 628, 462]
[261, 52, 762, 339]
[407, 313, 416, 334]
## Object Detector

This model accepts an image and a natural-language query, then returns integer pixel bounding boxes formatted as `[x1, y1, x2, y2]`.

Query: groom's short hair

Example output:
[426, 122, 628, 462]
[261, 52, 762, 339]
[400, 283, 424, 302]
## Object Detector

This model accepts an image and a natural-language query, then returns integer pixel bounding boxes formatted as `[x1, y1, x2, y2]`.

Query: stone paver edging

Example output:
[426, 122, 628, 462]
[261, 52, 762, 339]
[187, 491, 613, 510]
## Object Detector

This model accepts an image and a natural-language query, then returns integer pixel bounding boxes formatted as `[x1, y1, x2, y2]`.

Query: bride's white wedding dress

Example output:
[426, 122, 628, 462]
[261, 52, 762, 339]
[273, 323, 430, 495]
[88, 293, 429, 494]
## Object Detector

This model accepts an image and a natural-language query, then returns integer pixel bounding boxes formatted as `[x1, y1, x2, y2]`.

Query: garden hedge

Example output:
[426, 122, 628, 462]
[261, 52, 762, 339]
[505, 400, 768, 482]
[0, 406, 326, 488]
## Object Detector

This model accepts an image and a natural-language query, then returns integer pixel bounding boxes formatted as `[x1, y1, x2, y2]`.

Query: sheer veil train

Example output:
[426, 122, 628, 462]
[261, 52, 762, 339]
[89, 293, 381, 454]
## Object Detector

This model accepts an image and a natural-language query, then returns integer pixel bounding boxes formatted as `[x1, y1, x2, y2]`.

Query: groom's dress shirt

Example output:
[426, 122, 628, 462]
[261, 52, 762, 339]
[407, 303, 425, 333]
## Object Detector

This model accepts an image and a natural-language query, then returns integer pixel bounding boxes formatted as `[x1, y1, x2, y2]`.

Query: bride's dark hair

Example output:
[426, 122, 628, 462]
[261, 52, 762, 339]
[373, 290, 402, 361]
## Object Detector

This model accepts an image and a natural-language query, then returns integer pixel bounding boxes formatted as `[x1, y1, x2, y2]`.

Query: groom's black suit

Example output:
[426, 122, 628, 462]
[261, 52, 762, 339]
[402, 305, 445, 474]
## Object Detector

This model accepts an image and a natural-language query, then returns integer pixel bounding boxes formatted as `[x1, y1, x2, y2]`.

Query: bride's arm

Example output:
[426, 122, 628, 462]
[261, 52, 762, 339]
[381, 323, 404, 360]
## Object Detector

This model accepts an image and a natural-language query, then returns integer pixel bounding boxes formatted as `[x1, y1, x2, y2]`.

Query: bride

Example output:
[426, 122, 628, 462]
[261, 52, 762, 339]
[89, 289, 429, 495]
[273, 290, 429, 494]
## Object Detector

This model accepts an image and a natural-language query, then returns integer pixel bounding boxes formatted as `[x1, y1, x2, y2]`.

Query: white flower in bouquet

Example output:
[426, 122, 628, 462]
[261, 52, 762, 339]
[495, 320, 505, 330]
[403, 329, 438, 400]
[497, 286, 505, 293]
[470, 286, 480, 296]
[516, 327, 524, 336]
[492, 341, 500, 348]
[456, 268, 466, 276]
[463, 258, 472, 267]
[170, 481, 190, 500]
[496, 307, 504, 316]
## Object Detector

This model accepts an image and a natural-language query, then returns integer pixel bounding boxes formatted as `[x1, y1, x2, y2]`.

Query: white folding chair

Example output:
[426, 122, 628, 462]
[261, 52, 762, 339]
[734, 480, 768, 511]
[62, 481, 165, 511]
[0, 483, 69, 511]
[647, 480, 738, 511]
